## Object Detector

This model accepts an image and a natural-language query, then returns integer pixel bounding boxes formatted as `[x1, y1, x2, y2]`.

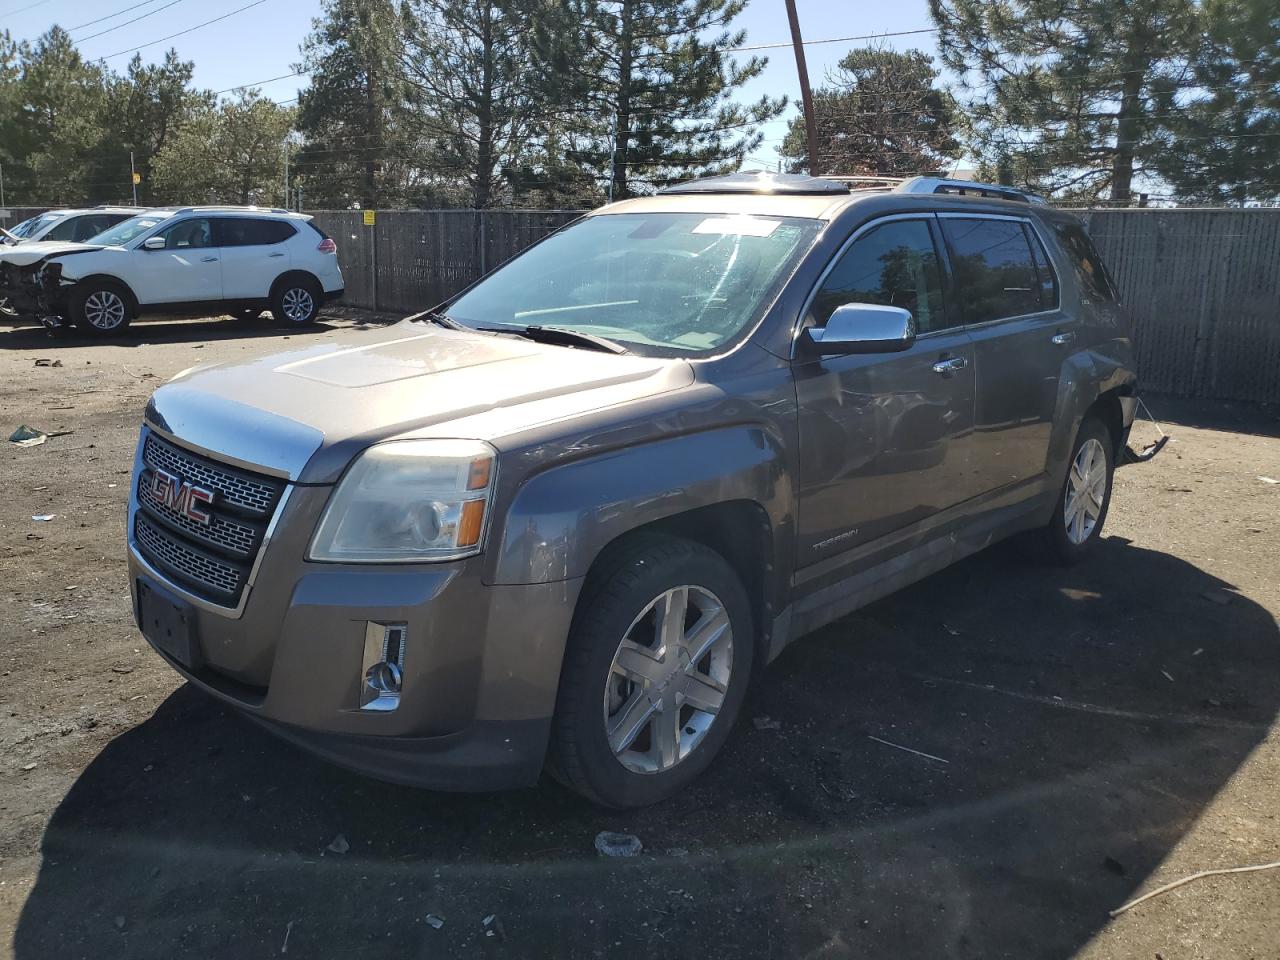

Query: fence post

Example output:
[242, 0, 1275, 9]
[479, 211, 487, 275]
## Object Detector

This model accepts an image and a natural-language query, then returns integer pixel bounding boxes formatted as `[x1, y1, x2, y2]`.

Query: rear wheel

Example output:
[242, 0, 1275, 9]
[70, 282, 132, 336]
[271, 277, 321, 325]
[549, 537, 754, 808]
[1044, 416, 1114, 564]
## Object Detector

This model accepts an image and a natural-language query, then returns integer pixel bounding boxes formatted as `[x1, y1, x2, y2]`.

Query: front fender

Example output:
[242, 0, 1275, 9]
[489, 426, 790, 586]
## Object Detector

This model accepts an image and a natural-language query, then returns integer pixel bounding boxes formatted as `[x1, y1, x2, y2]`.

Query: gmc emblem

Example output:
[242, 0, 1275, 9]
[149, 468, 215, 525]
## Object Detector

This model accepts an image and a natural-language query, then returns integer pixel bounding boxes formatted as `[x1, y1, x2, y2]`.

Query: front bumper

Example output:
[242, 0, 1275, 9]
[126, 430, 584, 791]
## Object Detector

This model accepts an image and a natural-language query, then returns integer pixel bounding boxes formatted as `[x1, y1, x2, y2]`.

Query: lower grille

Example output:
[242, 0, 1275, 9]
[132, 432, 287, 606]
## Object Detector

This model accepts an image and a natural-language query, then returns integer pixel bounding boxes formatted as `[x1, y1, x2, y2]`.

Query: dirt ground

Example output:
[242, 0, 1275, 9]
[1, 312, 1278, 960]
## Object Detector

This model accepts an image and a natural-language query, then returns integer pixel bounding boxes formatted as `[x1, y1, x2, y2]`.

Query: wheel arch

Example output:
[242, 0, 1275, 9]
[71, 274, 139, 314]
[270, 269, 322, 298]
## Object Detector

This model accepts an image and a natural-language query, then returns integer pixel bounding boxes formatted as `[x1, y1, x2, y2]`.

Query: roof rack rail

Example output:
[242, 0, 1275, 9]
[896, 176, 1047, 204]
[823, 175, 906, 189]
[170, 205, 294, 216]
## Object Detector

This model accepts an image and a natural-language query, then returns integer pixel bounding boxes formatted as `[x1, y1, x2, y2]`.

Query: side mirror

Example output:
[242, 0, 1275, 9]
[800, 303, 916, 356]
[142, 236, 167, 251]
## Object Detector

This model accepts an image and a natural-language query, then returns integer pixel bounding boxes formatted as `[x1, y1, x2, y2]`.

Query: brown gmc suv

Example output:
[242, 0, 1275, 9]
[128, 173, 1142, 807]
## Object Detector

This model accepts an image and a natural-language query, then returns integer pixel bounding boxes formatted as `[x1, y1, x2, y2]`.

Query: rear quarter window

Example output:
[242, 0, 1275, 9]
[1054, 222, 1118, 304]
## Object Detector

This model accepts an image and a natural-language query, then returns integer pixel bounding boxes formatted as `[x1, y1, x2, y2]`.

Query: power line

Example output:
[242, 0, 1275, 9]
[727, 26, 938, 54]
[93, 0, 269, 61]
[0, 0, 54, 19]
[214, 71, 304, 95]
[75, 0, 188, 43]
[69, 0, 167, 32]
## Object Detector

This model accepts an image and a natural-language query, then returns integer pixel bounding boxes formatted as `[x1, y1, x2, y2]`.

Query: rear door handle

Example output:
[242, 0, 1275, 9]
[932, 355, 969, 377]
[268, 252, 285, 258]
[1051, 331, 1076, 346]
[200, 256, 219, 263]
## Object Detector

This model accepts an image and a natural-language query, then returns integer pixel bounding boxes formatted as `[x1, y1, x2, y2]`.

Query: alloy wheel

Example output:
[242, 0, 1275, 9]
[84, 290, 126, 330]
[603, 585, 733, 775]
[1064, 437, 1107, 545]
[281, 287, 315, 322]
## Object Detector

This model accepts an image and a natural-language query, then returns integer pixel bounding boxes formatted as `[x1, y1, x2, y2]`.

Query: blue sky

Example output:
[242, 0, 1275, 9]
[1, 0, 941, 165]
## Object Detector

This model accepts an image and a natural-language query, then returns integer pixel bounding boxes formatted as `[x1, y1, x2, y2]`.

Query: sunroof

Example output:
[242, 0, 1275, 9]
[659, 172, 851, 196]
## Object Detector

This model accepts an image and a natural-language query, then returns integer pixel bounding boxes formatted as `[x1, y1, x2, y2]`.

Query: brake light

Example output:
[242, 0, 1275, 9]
[317, 238, 337, 254]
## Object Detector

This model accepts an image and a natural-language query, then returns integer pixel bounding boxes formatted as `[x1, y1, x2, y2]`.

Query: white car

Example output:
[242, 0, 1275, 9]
[7, 206, 344, 334]
[1, 206, 146, 247]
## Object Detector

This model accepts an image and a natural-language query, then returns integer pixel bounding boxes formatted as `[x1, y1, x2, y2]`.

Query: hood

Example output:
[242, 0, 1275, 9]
[146, 321, 695, 483]
[0, 241, 103, 267]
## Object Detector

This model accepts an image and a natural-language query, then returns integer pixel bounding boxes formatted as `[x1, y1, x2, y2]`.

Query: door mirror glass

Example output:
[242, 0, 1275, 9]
[802, 303, 916, 355]
[142, 236, 167, 251]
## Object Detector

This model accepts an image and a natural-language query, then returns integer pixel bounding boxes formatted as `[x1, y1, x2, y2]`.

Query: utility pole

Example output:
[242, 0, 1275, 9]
[0, 162, 5, 209]
[784, 0, 820, 176]
[130, 152, 138, 205]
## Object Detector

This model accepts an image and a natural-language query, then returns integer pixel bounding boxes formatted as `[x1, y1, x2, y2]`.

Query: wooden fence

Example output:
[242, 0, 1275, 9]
[4, 203, 1278, 404]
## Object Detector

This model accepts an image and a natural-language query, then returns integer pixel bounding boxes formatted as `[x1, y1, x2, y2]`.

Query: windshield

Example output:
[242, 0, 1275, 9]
[90, 214, 169, 247]
[445, 212, 821, 355]
[14, 214, 61, 239]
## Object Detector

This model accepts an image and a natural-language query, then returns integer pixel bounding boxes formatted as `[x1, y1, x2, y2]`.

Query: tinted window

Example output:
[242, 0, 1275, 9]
[1054, 222, 1116, 303]
[1026, 225, 1059, 306]
[154, 218, 214, 249]
[42, 216, 82, 241]
[218, 218, 296, 246]
[941, 218, 1048, 324]
[811, 219, 948, 333]
[66, 215, 120, 242]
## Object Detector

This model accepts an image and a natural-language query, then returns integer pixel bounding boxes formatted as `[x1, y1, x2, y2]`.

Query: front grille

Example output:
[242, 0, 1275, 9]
[133, 432, 287, 606]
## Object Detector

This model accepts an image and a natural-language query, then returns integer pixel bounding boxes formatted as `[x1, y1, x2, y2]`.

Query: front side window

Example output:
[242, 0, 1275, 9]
[810, 219, 948, 334]
[218, 218, 296, 246]
[153, 218, 214, 250]
[92, 215, 170, 247]
[445, 212, 822, 356]
[941, 218, 1054, 324]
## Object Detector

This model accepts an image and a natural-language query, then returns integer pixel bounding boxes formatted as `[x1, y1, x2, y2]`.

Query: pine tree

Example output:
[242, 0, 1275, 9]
[552, 0, 784, 199]
[1152, 0, 1280, 204]
[779, 48, 961, 177]
[930, 0, 1200, 202]
[295, 0, 415, 208]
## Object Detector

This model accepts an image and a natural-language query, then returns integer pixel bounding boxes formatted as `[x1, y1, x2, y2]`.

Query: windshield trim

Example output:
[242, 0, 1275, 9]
[437, 211, 823, 361]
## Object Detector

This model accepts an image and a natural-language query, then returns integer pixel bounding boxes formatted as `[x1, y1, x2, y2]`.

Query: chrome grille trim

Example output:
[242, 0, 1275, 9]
[135, 514, 243, 599]
[136, 470, 258, 558]
[131, 430, 290, 610]
[143, 433, 279, 515]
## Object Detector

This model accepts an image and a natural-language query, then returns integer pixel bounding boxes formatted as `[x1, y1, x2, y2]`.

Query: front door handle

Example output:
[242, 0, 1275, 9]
[200, 256, 219, 263]
[932, 355, 969, 377]
[268, 252, 285, 258]
[1051, 331, 1076, 346]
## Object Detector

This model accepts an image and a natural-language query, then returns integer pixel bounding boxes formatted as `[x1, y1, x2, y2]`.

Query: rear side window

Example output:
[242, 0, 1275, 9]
[42, 217, 81, 241]
[70, 215, 118, 242]
[941, 218, 1054, 324]
[218, 218, 297, 247]
[1054, 223, 1117, 303]
[811, 219, 949, 334]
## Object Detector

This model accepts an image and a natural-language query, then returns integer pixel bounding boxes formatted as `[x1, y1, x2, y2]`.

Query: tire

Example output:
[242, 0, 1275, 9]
[271, 277, 321, 325]
[549, 537, 754, 808]
[0, 298, 17, 318]
[70, 281, 132, 336]
[1043, 415, 1115, 564]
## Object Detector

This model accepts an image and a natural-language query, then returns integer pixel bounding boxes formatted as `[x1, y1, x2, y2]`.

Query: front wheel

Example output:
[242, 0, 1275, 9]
[70, 282, 132, 336]
[1044, 416, 1115, 564]
[549, 538, 754, 808]
[271, 278, 321, 325]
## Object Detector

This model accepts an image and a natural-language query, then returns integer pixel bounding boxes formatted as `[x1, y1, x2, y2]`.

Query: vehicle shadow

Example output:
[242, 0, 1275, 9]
[1142, 392, 1280, 440]
[0, 310, 394, 351]
[13, 538, 1279, 959]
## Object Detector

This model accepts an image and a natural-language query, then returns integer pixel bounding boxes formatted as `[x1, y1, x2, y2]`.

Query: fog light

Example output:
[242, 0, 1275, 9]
[360, 622, 406, 711]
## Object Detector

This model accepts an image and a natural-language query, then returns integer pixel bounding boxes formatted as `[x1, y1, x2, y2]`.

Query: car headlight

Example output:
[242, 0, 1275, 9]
[309, 439, 496, 563]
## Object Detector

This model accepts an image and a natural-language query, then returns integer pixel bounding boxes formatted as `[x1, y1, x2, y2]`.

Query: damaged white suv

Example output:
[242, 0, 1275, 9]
[1, 206, 344, 335]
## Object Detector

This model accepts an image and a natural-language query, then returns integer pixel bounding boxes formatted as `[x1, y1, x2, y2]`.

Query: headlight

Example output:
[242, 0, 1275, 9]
[309, 439, 496, 563]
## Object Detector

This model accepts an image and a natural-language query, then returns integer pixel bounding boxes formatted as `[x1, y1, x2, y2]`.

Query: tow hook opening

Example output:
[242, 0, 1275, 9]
[1123, 397, 1169, 464]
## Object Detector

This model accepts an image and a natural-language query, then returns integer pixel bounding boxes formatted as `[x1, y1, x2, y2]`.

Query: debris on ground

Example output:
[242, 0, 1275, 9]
[33, 358, 62, 367]
[594, 831, 643, 858]
[867, 734, 950, 765]
[1110, 859, 1280, 917]
[425, 915, 445, 930]
[21, 762, 37, 771]
[1200, 589, 1233, 606]
[110, 666, 134, 674]
[113, 916, 126, 931]
[10, 425, 48, 447]
[280, 920, 294, 954]
[30, 514, 56, 522]
[325, 834, 350, 854]
[752, 716, 782, 731]
[1161, 670, 1175, 682]
[1258, 476, 1279, 485]
[482, 914, 505, 940]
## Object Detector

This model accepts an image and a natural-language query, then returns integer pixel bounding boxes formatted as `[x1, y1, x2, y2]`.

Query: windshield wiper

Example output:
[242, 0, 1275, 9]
[509, 325, 628, 355]
[418, 308, 467, 330]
